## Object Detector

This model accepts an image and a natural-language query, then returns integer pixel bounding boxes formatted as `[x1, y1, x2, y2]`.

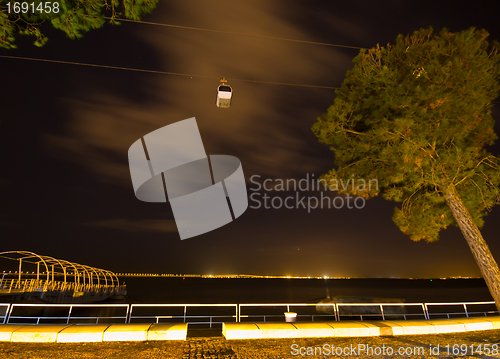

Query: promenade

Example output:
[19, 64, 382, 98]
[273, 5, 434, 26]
[0, 326, 499, 358]
[1, 316, 500, 358]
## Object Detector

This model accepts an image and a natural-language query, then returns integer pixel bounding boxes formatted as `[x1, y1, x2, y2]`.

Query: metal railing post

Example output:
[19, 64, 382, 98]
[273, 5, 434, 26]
[127, 304, 132, 323]
[67, 306, 73, 324]
[5, 304, 14, 324]
[2, 304, 11, 324]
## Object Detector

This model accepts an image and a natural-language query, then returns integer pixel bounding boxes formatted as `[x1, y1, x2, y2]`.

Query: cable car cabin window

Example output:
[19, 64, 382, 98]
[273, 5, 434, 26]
[219, 86, 231, 92]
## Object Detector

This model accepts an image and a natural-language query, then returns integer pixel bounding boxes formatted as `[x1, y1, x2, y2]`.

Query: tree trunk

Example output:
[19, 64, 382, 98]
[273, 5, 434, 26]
[443, 184, 500, 313]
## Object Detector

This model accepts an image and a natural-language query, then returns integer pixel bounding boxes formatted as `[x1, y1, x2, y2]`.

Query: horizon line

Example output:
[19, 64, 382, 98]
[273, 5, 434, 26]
[113, 273, 482, 280]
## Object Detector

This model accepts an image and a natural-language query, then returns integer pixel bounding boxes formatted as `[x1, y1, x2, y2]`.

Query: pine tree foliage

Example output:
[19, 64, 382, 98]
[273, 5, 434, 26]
[0, 0, 158, 48]
[312, 27, 500, 243]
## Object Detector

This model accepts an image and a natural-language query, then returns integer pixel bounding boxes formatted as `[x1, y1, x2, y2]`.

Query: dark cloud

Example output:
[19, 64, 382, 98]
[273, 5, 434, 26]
[87, 219, 178, 233]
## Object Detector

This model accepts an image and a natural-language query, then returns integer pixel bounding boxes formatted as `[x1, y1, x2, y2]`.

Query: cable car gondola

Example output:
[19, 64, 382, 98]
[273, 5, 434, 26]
[216, 78, 232, 108]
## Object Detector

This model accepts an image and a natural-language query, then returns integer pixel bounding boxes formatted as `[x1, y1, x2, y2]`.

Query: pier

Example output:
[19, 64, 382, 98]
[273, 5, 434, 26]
[0, 251, 125, 303]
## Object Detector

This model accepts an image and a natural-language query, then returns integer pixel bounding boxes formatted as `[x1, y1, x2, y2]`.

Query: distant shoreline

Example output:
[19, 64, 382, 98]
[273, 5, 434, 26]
[115, 273, 482, 280]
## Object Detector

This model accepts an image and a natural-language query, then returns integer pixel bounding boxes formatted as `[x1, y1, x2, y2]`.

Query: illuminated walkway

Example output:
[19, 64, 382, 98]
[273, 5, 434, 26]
[0, 323, 187, 342]
[0, 316, 499, 342]
[223, 316, 500, 339]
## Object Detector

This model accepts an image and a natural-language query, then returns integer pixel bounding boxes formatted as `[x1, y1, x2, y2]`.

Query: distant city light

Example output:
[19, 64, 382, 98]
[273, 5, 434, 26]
[110, 273, 476, 280]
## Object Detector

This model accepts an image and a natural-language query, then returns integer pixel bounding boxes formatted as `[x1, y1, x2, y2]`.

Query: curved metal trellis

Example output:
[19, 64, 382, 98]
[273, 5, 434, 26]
[0, 251, 123, 303]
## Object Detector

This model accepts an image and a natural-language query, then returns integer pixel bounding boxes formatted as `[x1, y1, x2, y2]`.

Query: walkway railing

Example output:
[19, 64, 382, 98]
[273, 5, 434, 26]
[129, 304, 238, 328]
[0, 301, 497, 325]
[239, 302, 498, 322]
[424, 302, 497, 319]
[4, 303, 129, 325]
[0, 303, 10, 324]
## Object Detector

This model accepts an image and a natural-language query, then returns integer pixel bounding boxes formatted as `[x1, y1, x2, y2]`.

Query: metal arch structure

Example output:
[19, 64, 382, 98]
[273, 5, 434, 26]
[0, 251, 119, 288]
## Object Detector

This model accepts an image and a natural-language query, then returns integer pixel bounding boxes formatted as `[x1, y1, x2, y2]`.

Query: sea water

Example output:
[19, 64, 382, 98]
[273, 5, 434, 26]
[116, 277, 492, 304]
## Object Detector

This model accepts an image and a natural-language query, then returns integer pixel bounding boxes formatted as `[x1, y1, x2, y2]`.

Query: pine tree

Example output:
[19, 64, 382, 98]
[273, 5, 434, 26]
[312, 27, 500, 309]
[0, 0, 158, 48]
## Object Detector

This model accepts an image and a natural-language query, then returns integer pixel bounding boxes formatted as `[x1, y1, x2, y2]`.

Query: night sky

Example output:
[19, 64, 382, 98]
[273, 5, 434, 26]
[1, 0, 500, 278]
